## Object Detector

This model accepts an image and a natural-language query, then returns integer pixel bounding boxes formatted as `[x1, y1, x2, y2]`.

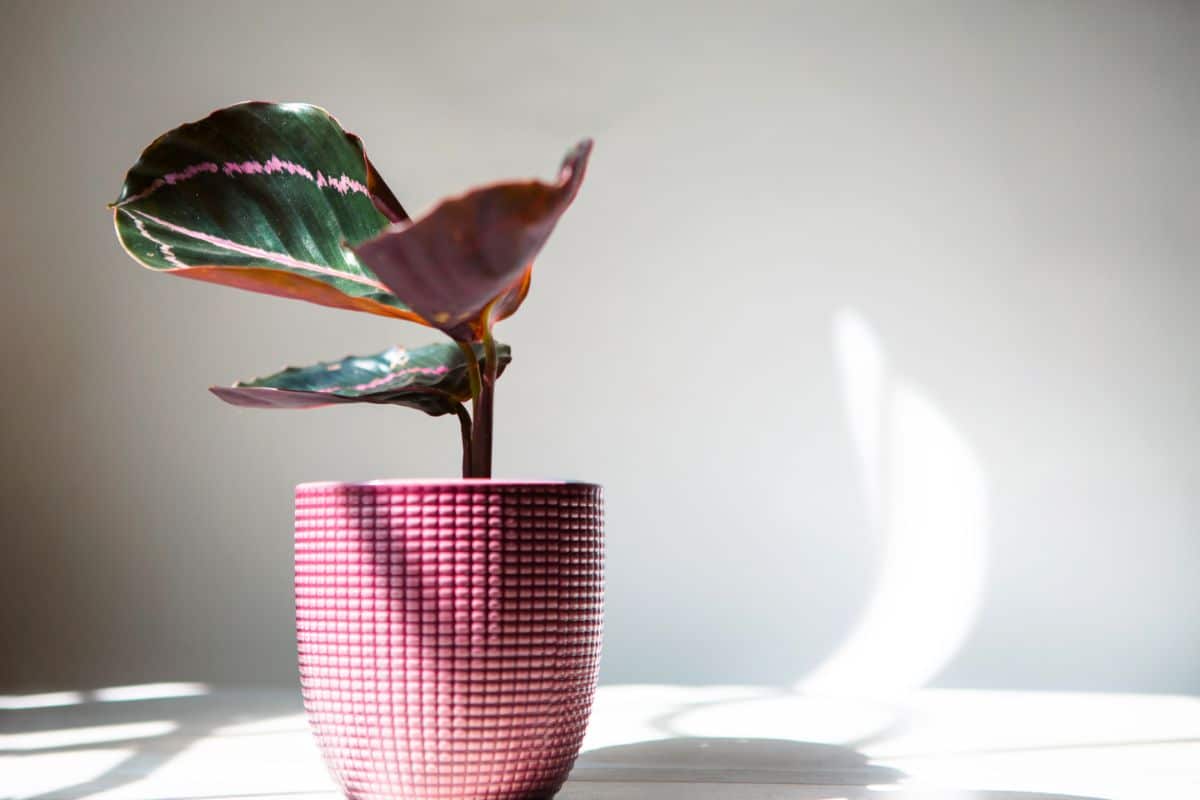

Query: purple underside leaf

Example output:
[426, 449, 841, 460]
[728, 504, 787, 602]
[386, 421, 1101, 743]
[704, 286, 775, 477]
[352, 139, 593, 341]
[211, 341, 511, 416]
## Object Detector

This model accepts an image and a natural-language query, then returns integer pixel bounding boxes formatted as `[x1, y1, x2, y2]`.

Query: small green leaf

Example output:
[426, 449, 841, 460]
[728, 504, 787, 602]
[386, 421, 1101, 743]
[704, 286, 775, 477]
[112, 101, 423, 322]
[210, 341, 511, 416]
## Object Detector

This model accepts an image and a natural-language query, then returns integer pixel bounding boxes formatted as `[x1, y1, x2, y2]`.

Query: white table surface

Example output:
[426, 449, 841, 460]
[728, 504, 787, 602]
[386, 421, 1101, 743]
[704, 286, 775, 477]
[3, 683, 1198, 800]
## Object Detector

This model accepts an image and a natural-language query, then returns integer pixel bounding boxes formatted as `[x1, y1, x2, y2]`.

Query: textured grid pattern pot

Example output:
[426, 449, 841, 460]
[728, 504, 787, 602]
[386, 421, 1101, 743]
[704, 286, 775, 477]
[295, 480, 604, 800]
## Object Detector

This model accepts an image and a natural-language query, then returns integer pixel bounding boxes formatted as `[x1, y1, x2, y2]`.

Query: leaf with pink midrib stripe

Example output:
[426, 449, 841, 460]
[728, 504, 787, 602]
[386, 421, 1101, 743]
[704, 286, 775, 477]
[112, 101, 419, 321]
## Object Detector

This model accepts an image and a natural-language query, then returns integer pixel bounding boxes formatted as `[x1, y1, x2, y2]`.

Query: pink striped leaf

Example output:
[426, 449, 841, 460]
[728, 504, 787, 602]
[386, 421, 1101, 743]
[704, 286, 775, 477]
[211, 341, 510, 415]
[112, 102, 423, 322]
[353, 140, 593, 341]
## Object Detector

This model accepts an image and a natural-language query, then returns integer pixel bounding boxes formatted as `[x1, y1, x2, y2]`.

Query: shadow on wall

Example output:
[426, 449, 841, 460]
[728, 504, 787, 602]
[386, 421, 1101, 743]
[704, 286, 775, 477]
[803, 309, 989, 697]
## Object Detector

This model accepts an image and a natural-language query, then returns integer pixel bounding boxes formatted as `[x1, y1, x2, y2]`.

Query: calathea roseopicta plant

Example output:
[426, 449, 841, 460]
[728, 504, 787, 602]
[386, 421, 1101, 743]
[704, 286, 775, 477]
[111, 102, 590, 478]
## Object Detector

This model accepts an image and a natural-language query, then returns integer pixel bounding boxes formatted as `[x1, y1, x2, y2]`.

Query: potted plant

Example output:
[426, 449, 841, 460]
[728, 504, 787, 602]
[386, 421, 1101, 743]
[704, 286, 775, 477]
[112, 102, 602, 800]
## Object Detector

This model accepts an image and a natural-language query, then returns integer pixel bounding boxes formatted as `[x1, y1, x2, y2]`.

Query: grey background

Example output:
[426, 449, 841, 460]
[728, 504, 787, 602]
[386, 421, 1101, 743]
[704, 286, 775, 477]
[2, 1, 1197, 693]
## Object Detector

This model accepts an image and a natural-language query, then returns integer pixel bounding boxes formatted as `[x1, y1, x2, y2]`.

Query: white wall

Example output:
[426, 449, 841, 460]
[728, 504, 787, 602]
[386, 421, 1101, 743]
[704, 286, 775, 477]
[2, 1, 1197, 693]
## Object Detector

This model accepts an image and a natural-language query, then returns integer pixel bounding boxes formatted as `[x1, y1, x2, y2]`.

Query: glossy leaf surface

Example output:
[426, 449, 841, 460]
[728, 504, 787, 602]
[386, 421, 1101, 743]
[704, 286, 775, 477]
[211, 341, 511, 415]
[353, 139, 593, 340]
[112, 102, 421, 321]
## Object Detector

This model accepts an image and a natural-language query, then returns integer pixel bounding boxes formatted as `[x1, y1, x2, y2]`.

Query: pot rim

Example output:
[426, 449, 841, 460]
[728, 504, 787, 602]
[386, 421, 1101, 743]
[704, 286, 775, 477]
[297, 478, 601, 490]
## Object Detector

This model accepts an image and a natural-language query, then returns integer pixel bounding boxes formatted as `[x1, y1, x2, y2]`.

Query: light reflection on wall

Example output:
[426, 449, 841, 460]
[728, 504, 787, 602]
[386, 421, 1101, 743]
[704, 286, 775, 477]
[597, 311, 993, 745]
[800, 309, 989, 697]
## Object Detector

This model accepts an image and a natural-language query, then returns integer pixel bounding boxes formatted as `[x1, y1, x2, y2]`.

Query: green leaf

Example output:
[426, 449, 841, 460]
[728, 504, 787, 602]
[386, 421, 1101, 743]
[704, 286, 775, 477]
[210, 341, 511, 416]
[112, 101, 423, 322]
[352, 139, 593, 341]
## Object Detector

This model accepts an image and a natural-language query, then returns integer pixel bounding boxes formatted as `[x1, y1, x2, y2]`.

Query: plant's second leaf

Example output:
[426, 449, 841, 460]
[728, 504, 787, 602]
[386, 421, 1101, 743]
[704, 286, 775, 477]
[352, 139, 593, 341]
[210, 341, 511, 415]
[112, 101, 422, 321]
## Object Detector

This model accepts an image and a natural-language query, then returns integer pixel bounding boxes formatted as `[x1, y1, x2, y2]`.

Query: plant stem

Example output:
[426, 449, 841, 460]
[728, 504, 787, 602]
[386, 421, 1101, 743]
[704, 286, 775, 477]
[454, 403, 473, 479]
[474, 323, 499, 479]
[458, 341, 483, 407]
[453, 340, 482, 479]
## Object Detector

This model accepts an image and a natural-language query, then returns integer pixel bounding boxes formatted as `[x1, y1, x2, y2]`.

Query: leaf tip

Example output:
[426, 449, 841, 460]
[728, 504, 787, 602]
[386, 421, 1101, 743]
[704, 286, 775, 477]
[557, 139, 593, 205]
[564, 138, 594, 172]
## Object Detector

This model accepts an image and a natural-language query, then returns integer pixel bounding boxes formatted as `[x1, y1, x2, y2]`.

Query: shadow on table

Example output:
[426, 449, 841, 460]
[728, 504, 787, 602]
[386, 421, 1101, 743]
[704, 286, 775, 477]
[568, 737, 1107, 800]
[0, 686, 304, 800]
[6, 688, 1111, 800]
[573, 736, 903, 785]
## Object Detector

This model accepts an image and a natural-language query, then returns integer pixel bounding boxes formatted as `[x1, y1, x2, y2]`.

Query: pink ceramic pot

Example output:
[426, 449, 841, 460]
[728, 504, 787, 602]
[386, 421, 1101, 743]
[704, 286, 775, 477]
[295, 480, 604, 800]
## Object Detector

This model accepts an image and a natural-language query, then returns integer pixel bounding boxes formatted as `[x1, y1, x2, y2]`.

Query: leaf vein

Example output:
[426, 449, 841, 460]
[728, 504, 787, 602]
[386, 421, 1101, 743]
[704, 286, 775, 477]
[128, 209, 391, 293]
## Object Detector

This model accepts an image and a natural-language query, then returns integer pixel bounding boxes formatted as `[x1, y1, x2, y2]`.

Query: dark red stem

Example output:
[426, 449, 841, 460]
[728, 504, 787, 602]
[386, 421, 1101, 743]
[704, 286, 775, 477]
[472, 332, 497, 479]
[455, 404, 473, 479]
